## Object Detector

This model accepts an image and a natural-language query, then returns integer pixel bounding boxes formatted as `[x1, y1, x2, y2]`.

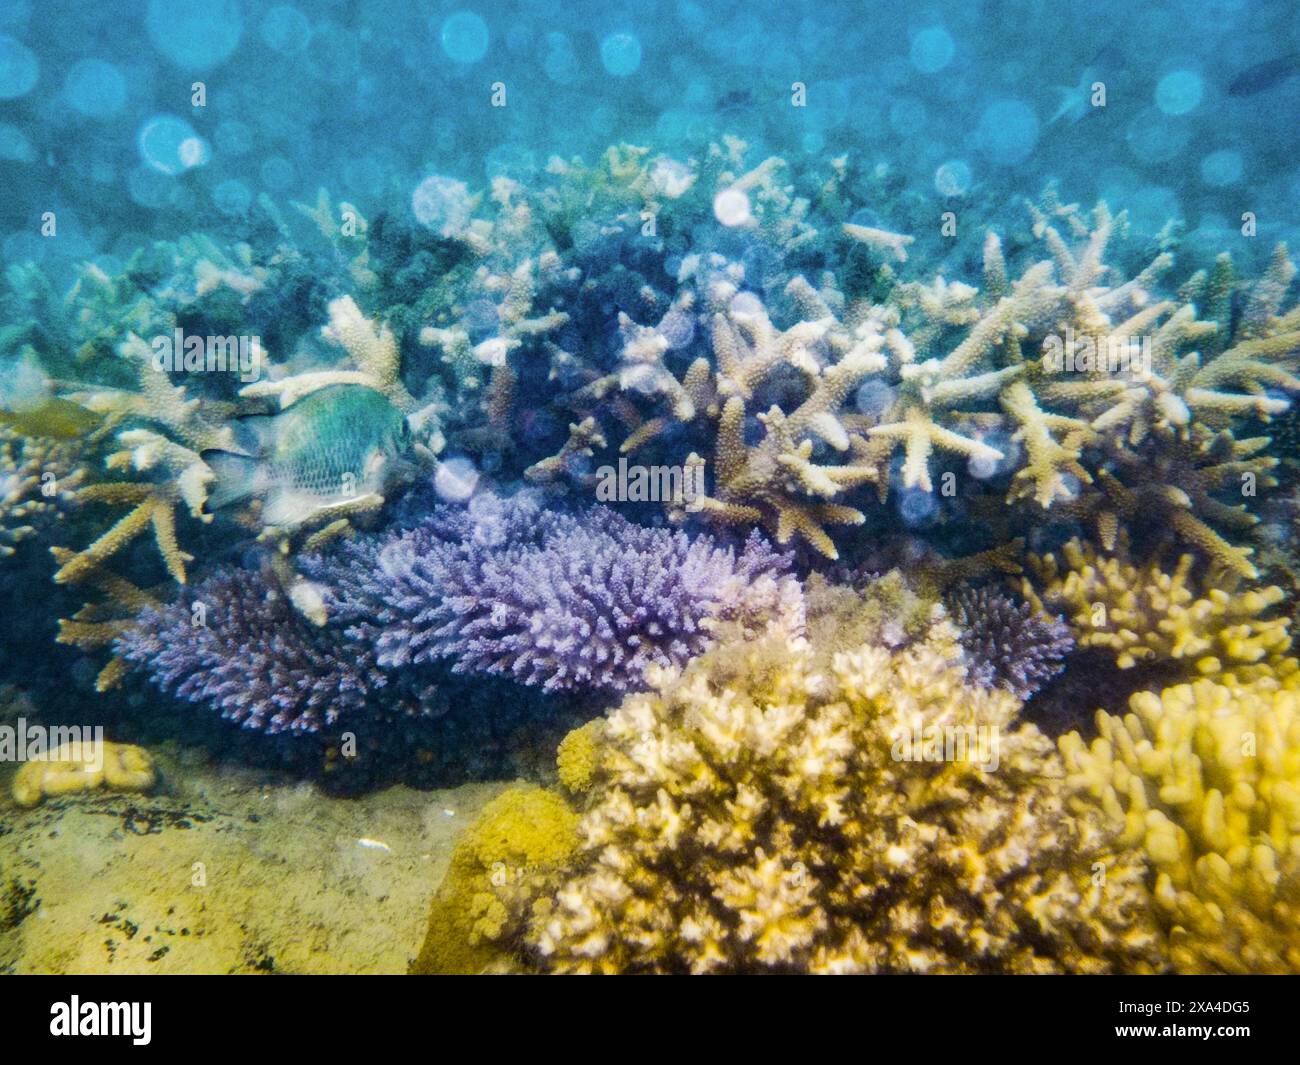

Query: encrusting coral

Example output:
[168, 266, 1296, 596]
[411, 785, 578, 975]
[10, 740, 156, 808]
[1061, 675, 1300, 973]
[440, 612, 1163, 974]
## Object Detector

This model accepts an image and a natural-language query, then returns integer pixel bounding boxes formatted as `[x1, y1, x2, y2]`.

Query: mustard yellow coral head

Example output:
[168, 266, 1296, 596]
[503, 622, 1161, 974]
[1062, 673, 1300, 974]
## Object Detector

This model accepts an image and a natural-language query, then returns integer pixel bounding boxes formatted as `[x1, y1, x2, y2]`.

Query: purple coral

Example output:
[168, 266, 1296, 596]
[302, 494, 797, 694]
[116, 568, 438, 734]
[947, 587, 1074, 701]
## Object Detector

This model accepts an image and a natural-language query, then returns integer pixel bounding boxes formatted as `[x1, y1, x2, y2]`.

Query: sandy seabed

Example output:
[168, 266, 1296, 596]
[0, 746, 509, 974]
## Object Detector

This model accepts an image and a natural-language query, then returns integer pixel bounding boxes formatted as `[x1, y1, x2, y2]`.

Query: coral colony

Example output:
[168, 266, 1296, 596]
[2, 0, 1300, 978]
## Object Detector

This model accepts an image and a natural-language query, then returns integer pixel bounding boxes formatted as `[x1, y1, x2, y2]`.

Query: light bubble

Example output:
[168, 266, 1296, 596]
[854, 380, 896, 418]
[1155, 69, 1203, 115]
[260, 156, 294, 190]
[440, 11, 489, 64]
[1200, 148, 1243, 187]
[137, 116, 209, 176]
[411, 174, 474, 236]
[1126, 107, 1191, 164]
[975, 98, 1039, 165]
[63, 59, 125, 117]
[934, 159, 972, 197]
[967, 450, 1001, 480]
[600, 31, 642, 77]
[215, 120, 252, 156]
[658, 309, 695, 350]
[713, 187, 752, 227]
[898, 487, 937, 526]
[910, 27, 955, 74]
[435, 456, 480, 503]
[260, 5, 312, 55]
[544, 33, 579, 84]
[213, 179, 251, 217]
[0, 34, 38, 99]
[888, 95, 926, 134]
[0, 122, 35, 163]
[147, 0, 242, 70]
[178, 136, 210, 169]
[128, 165, 172, 208]
[729, 291, 764, 317]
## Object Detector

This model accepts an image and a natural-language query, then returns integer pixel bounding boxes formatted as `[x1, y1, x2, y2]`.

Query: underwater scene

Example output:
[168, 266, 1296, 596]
[0, 0, 1299, 984]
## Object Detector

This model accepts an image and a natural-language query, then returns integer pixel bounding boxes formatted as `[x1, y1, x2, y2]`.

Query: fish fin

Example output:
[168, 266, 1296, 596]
[229, 413, 278, 456]
[201, 450, 261, 509]
[261, 491, 319, 528]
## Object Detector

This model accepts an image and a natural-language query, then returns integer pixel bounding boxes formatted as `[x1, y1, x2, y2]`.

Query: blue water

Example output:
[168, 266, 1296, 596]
[1, 0, 1296, 281]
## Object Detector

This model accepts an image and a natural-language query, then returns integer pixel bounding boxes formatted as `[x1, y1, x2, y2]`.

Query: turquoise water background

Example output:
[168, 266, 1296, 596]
[1, 0, 1298, 284]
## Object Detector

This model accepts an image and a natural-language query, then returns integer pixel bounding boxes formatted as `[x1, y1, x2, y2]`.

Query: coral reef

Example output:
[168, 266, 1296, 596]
[1024, 537, 1293, 682]
[555, 719, 603, 794]
[411, 785, 578, 975]
[114, 566, 442, 735]
[11, 741, 156, 808]
[303, 495, 804, 695]
[1062, 675, 1300, 973]
[455, 614, 1162, 974]
[947, 586, 1073, 700]
[0, 429, 82, 558]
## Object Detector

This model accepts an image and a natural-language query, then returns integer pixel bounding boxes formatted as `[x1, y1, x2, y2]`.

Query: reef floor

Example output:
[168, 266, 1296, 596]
[0, 744, 510, 974]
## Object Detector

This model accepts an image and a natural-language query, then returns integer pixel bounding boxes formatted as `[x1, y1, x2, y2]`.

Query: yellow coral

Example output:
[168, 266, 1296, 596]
[555, 720, 603, 794]
[411, 785, 578, 975]
[1061, 676, 1300, 973]
[1024, 538, 1293, 681]
[514, 618, 1161, 974]
[11, 740, 156, 807]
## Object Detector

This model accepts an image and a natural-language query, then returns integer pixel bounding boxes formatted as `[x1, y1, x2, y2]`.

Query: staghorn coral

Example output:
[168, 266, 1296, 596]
[0, 429, 83, 558]
[1024, 537, 1293, 682]
[114, 566, 441, 735]
[1061, 675, 1300, 973]
[10, 741, 156, 808]
[485, 616, 1162, 974]
[303, 496, 804, 695]
[947, 586, 1073, 700]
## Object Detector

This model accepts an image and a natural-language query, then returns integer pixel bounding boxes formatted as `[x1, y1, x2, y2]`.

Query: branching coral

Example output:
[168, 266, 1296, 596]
[302, 496, 803, 695]
[1062, 675, 1300, 973]
[947, 586, 1073, 700]
[0, 429, 82, 558]
[1024, 537, 1293, 682]
[115, 567, 441, 734]
[481, 617, 1162, 974]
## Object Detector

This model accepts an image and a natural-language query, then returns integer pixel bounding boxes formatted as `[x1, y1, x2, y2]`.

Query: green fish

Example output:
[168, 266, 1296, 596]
[0, 397, 102, 439]
[202, 384, 415, 527]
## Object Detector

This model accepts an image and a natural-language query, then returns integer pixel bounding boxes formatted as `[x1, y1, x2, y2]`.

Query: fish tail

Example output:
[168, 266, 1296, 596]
[201, 449, 261, 510]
